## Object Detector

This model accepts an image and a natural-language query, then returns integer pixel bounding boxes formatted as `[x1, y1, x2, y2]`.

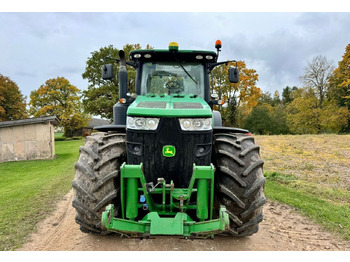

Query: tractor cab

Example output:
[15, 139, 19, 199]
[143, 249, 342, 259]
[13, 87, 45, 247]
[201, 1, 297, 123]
[102, 42, 238, 127]
[129, 42, 218, 101]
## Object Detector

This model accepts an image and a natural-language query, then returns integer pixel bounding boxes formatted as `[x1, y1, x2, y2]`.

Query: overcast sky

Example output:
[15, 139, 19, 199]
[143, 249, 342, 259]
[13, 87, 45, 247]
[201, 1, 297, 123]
[1, 5, 350, 103]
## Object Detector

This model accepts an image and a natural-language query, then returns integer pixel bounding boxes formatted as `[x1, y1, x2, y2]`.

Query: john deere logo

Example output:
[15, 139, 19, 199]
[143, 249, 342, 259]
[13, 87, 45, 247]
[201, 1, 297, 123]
[163, 145, 176, 157]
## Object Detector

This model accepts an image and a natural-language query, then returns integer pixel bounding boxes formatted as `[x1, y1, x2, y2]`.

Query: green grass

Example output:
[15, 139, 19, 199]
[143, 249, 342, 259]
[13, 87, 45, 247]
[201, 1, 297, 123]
[265, 172, 350, 241]
[54, 132, 66, 141]
[54, 132, 64, 138]
[0, 139, 83, 251]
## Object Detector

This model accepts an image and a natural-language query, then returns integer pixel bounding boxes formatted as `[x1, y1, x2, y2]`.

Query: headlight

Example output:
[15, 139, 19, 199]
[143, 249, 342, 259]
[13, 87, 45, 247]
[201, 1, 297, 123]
[179, 118, 212, 131]
[127, 117, 160, 130]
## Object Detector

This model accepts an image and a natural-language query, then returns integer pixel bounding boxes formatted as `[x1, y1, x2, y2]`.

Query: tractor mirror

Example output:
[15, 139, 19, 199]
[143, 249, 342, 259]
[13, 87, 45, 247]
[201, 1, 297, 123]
[102, 64, 113, 80]
[229, 67, 239, 83]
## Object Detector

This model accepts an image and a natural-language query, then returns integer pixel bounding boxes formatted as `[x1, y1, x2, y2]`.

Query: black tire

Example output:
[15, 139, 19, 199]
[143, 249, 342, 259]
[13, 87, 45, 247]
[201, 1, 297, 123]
[213, 133, 266, 237]
[72, 132, 126, 234]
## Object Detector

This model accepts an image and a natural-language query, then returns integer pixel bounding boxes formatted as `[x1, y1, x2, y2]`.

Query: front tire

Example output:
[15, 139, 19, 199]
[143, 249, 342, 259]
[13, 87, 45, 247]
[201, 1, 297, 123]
[72, 132, 126, 234]
[213, 133, 266, 237]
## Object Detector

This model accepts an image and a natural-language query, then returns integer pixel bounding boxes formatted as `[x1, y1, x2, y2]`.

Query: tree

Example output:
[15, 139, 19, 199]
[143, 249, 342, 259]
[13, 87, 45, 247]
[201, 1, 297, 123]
[212, 61, 261, 126]
[300, 55, 335, 107]
[272, 90, 281, 106]
[282, 86, 298, 105]
[243, 105, 273, 134]
[82, 45, 119, 120]
[259, 90, 283, 107]
[82, 43, 152, 120]
[328, 43, 350, 108]
[29, 77, 90, 137]
[319, 100, 350, 133]
[244, 102, 289, 135]
[285, 88, 321, 134]
[285, 87, 349, 134]
[328, 43, 350, 132]
[258, 91, 273, 106]
[271, 104, 290, 134]
[0, 74, 28, 121]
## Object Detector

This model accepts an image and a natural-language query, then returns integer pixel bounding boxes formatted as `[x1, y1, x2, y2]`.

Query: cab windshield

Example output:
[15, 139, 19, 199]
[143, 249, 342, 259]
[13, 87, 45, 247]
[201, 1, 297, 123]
[140, 62, 205, 97]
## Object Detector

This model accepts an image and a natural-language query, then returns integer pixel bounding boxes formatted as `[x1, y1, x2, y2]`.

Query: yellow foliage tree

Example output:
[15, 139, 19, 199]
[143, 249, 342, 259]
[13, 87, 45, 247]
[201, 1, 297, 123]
[211, 61, 261, 127]
[29, 77, 90, 137]
[328, 43, 350, 108]
[319, 101, 350, 133]
[286, 88, 349, 134]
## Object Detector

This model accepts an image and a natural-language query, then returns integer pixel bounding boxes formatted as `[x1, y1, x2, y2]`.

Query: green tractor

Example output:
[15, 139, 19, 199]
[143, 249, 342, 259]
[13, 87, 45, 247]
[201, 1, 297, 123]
[72, 41, 265, 238]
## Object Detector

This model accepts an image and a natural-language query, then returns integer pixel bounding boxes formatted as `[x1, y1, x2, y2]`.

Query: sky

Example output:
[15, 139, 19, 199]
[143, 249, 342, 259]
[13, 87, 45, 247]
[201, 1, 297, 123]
[1, 2, 350, 105]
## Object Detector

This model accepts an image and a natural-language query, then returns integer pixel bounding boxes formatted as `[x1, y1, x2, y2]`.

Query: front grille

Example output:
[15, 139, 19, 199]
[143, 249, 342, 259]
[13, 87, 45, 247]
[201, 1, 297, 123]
[126, 117, 212, 188]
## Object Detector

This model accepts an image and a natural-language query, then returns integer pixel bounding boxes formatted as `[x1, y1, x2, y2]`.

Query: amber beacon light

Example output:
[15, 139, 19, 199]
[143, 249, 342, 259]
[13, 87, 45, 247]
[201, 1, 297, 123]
[215, 40, 222, 49]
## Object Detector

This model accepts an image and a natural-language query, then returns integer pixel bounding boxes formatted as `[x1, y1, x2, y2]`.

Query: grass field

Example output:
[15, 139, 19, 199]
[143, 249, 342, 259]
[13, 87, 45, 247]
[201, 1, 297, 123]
[0, 139, 83, 251]
[54, 132, 64, 138]
[255, 135, 350, 240]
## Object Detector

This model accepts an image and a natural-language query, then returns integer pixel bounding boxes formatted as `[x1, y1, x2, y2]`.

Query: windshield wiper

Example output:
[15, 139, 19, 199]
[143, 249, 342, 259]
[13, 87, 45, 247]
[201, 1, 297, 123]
[172, 53, 197, 84]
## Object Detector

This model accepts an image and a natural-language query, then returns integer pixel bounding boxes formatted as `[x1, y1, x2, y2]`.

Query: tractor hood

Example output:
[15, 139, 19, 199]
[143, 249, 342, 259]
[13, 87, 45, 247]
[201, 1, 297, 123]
[127, 94, 212, 117]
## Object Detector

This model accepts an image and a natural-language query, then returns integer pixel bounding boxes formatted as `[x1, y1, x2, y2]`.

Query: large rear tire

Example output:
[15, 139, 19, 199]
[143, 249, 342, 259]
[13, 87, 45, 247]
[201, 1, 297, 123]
[213, 133, 266, 237]
[72, 132, 126, 234]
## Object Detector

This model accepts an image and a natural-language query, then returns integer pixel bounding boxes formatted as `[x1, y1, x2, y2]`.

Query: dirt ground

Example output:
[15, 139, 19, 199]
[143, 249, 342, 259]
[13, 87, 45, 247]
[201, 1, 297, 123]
[17, 190, 350, 251]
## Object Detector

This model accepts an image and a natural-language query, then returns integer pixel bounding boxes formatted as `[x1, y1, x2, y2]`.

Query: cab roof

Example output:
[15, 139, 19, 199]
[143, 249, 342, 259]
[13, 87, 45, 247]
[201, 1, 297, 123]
[129, 49, 217, 63]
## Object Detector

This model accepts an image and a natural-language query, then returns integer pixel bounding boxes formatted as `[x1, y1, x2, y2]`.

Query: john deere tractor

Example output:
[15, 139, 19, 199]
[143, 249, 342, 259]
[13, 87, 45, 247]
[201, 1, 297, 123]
[72, 41, 265, 238]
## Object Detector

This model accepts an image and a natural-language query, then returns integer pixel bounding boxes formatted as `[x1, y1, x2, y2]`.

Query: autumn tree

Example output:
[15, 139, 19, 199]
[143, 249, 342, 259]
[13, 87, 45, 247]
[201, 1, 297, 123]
[319, 101, 350, 133]
[0, 74, 28, 121]
[29, 77, 90, 137]
[328, 43, 350, 108]
[82, 43, 152, 120]
[328, 44, 350, 132]
[285, 87, 349, 134]
[285, 88, 321, 134]
[211, 61, 261, 126]
[300, 55, 335, 107]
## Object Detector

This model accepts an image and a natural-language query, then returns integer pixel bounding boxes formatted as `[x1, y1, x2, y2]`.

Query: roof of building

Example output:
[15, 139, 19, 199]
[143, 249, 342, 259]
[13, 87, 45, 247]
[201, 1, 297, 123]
[88, 118, 110, 128]
[0, 116, 60, 128]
